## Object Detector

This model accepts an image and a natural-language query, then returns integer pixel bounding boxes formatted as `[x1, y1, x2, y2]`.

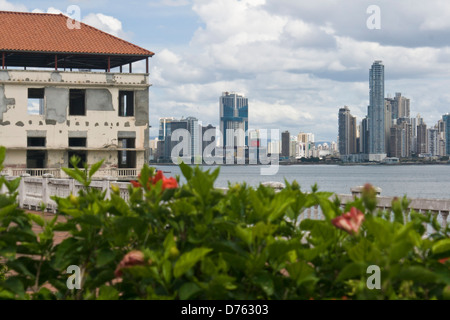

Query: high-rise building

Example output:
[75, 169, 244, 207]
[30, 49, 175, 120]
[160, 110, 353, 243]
[389, 121, 411, 158]
[385, 101, 393, 155]
[385, 97, 396, 120]
[428, 127, 439, 156]
[417, 123, 428, 155]
[360, 117, 369, 154]
[281, 131, 290, 158]
[219, 92, 248, 148]
[368, 61, 386, 158]
[395, 93, 410, 119]
[443, 114, 450, 155]
[202, 124, 217, 156]
[338, 106, 357, 155]
[186, 117, 201, 162]
[297, 132, 315, 158]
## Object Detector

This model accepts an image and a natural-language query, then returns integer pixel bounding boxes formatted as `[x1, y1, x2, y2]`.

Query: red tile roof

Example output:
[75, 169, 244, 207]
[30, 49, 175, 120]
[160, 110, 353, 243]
[0, 11, 154, 57]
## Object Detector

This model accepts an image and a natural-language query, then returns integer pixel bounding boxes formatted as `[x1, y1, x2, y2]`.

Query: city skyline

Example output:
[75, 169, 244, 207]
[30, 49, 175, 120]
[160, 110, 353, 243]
[2, 1, 450, 142]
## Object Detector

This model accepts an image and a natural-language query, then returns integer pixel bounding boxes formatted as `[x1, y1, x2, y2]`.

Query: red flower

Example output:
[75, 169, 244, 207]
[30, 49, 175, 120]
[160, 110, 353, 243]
[332, 207, 365, 235]
[152, 171, 178, 190]
[114, 250, 146, 278]
[130, 170, 178, 191]
[439, 257, 449, 264]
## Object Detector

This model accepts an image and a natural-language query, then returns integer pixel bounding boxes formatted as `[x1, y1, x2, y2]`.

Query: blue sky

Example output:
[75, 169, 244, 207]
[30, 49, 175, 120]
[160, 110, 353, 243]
[2, 0, 450, 141]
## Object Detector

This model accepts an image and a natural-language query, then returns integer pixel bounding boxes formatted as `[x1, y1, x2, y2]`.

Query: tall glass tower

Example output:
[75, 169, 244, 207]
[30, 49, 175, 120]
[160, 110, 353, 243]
[443, 114, 450, 156]
[368, 61, 386, 155]
[219, 92, 249, 147]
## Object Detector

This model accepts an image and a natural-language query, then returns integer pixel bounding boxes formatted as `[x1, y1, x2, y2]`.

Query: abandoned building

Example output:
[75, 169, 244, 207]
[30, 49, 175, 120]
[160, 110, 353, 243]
[0, 11, 154, 178]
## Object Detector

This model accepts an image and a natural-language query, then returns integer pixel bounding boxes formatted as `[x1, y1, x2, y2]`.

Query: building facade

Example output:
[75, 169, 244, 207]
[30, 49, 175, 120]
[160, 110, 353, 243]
[443, 114, 450, 156]
[219, 92, 248, 148]
[0, 12, 153, 174]
[338, 106, 357, 156]
[368, 60, 386, 158]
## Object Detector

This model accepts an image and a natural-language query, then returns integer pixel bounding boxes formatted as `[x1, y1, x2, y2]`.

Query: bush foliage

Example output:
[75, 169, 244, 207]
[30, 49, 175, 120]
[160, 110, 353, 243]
[0, 146, 449, 300]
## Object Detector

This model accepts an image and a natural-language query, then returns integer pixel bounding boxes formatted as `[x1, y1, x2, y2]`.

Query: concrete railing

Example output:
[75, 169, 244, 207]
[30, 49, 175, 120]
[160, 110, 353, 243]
[1, 175, 130, 213]
[0, 176, 448, 230]
[0, 168, 139, 180]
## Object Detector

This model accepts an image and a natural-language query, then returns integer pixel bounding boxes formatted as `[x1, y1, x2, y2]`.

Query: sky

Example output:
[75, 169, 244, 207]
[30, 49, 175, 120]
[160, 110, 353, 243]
[2, 0, 450, 142]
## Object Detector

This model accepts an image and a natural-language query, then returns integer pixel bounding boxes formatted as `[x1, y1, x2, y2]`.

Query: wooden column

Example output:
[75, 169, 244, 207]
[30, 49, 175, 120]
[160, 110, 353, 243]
[146, 57, 149, 74]
[129, 63, 132, 73]
[2, 52, 5, 69]
[120, 65, 123, 73]
[55, 54, 58, 71]
[107, 56, 111, 73]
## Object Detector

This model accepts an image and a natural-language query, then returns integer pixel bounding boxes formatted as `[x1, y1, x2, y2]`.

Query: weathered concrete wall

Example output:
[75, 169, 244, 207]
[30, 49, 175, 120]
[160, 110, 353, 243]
[135, 90, 149, 127]
[3, 150, 26, 168]
[0, 84, 16, 122]
[45, 87, 68, 124]
[86, 89, 114, 111]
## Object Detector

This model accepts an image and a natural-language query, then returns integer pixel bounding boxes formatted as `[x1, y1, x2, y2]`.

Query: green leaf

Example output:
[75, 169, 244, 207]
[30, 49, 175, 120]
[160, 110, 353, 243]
[432, 239, 450, 255]
[396, 266, 440, 284]
[62, 168, 84, 184]
[98, 285, 119, 300]
[4, 277, 25, 299]
[89, 160, 105, 179]
[0, 146, 5, 165]
[29, 213, 45, 227]
[286, 261, 316, 286]
[336, 262, 367, 281]
[390, 241, 413, 262]
[179, 162, 193, 181]
[179, 282, 202, 300]
[253, 272, 274, 296]
[96, 250, 116, 268]
[347, 239, 375, 263]
[0, 203, 18, 218]
[174, 248, 212, 278]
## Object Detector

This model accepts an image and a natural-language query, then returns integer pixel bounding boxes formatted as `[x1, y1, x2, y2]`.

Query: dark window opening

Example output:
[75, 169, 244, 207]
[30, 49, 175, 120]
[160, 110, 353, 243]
[119, 91, 134, 117]
[28, 137, 46, 147]
[118, 138, 136, 168]
[27, 150, 46, 169]
[69, 89, 86, 116]
[28, 88, 45, 115]
[68, 151, 87, 168]
[69, 138, 87, 147]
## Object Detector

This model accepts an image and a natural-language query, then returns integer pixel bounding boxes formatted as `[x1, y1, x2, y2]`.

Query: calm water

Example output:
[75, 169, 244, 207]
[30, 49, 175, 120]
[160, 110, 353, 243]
[154, 164, 450, 199]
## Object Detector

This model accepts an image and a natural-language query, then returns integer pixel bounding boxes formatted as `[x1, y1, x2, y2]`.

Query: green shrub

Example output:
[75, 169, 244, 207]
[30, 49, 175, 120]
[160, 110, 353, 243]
[0, 146, 449, 300]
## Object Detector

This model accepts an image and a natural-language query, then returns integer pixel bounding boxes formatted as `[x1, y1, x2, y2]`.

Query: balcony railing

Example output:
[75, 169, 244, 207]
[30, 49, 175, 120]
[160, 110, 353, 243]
[1, 168, 139, 180]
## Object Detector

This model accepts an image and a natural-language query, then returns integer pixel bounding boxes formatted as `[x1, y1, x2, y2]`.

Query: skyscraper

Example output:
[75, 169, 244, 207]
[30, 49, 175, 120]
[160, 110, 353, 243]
[368, 60, 386, 158]
[417, 123, 428, 155]
[281, 131, 290, 158]
[219, 92, 249, 147]
[443, 114, 450, 155]
[338, 106, 357, 155]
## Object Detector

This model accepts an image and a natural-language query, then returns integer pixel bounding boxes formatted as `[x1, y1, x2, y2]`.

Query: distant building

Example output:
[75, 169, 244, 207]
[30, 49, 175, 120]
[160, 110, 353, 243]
[428, 127, 439, 157]
[443, 114, 450, 155]
[338, 106, 357, 156]
[202, 124, 217, 156]
[281, 131, 290, 158]
[219, 92, 248, 148]
[297, 132, 315, 158]
[394, 93, 410, 119]
[417, 123, 428, 155]
[389, 121, 411, 158]
[368, 60, 386, 158]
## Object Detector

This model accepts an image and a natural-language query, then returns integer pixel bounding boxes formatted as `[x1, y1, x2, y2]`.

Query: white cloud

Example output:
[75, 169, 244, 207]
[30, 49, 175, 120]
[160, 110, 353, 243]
[148, 0, 450, 141]
[152, 0, 191, 7]
[82, 13, 129, 39]
[0, 0, 26, 11]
